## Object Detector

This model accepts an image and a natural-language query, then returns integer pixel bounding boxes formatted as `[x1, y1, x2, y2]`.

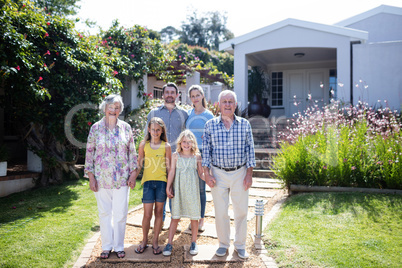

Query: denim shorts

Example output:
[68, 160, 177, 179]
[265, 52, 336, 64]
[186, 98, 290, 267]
[142, 181, 167, 203]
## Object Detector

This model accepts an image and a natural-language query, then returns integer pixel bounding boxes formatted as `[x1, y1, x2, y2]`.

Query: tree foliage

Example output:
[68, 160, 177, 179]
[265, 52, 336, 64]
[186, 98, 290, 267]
[34, 0, 80, 16]
[163, 10, 234, 51]
[0, 0, 171, 185]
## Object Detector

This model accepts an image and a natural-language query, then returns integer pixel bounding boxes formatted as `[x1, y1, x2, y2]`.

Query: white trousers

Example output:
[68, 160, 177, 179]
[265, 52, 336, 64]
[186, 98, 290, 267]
[210, 166, 248, 250]
[94, 186, 129, 251]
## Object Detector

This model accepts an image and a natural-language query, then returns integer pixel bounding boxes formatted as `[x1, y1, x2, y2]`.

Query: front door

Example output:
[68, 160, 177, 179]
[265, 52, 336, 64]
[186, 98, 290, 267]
[286, 69, 327, 117]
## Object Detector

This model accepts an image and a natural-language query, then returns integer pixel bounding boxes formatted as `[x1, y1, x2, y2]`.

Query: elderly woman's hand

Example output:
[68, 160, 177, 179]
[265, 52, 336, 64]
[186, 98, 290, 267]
[88, 173, 98, 192]
[128, 171, 137, 189]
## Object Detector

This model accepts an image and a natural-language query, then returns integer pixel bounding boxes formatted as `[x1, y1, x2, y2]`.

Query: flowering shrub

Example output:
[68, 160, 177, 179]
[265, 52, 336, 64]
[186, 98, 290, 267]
[273, 100, 402, 190]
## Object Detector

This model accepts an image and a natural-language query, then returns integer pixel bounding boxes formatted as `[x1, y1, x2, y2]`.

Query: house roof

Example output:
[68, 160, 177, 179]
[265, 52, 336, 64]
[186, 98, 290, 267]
[335, 5, 402, 27]
[220, 18, 368, 52]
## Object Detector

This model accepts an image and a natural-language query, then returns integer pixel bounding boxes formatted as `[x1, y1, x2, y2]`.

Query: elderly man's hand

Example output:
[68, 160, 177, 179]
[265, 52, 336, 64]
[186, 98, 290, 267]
[205, 173, 216, 188]
[243, 173, 253, 191]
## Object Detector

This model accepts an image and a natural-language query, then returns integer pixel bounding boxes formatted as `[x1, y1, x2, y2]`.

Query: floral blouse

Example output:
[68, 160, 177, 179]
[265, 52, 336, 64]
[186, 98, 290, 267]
[84, 117, 137, 189]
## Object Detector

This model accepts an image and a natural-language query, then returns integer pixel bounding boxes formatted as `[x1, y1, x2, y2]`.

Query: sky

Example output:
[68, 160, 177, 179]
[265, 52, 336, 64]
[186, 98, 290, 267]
[75, 0, 402, 37]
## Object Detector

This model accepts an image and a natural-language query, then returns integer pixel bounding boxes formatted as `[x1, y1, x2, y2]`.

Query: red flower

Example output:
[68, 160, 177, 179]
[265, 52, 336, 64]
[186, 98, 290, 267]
[113, 70, 118, 76]
[44, 63, 47, 67]
[44, 50, 50, 56]
[16, 66, 20, 71]
[22, 4, 25, 8]
[108, 36, 112, 39]
[56, 52, 59, 56]
[37, 77, 43, 82]
[78, 33, 83, 38]
[44, 33, 49, 38]
[130, 54, 135, 58]
[102, 95, 106, 98]
[87, 122, 92, 126]
[47, 22, 50, 26]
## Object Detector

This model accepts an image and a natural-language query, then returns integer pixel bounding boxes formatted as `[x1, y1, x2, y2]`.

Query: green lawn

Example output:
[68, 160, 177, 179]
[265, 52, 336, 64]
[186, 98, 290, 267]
[264, 192, 402, 267]
[0, 178, 143, 268]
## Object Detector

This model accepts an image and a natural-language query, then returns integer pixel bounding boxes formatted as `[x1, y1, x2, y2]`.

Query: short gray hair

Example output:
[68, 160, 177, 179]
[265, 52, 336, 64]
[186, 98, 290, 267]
[218, 90, 237, 103]
[99, 94, 124, 115]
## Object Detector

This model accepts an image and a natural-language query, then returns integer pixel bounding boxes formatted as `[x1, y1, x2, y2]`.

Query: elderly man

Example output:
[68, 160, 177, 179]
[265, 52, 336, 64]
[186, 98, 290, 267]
[147, 82, 188, 152]
[202, 90, 256, 259]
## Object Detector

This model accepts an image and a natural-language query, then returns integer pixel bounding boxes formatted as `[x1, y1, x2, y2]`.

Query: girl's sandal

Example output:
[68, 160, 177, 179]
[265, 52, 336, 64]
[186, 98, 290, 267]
[100, 250, 111, 259]
[152, 246, 162, 255]
[116, 251, 125, 258]
[135, 244, 148, 254]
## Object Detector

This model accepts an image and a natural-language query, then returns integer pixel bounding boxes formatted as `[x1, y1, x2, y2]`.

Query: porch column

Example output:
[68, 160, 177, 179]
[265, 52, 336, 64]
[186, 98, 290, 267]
[233, 53, 248, 112]
[337, 43, 351, 104]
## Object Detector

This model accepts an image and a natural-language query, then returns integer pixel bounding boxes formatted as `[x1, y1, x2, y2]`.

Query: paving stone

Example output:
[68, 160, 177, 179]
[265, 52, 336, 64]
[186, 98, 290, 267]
[183, 223, 235, 240]
[254, 178, 282, 184]
[205, 209, 254, 221]
[101, 244, 169, 263]
[206, 194, 268, 207]
[206, 192, 213, 201]
[126, 214, 171, 230]
[183, 245, 244, 263]
[251, 182, 282, 189]
[249, 189, 277, 198]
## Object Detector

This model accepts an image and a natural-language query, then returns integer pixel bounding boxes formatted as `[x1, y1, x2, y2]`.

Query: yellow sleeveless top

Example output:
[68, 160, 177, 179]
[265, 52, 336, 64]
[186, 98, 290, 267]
[141, 141, 167, 185]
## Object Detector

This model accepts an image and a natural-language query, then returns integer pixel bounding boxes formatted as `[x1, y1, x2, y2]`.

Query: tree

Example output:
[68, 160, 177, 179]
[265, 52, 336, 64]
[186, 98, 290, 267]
[160, 26, 180, 44]
[1, 0, 122, 185]
[34, 0, 79, 16]
[179, 10, 234, 50]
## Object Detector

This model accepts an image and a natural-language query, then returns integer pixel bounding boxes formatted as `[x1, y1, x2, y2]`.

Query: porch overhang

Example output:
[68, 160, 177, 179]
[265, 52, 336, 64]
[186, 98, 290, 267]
[220, 18, 368, 52]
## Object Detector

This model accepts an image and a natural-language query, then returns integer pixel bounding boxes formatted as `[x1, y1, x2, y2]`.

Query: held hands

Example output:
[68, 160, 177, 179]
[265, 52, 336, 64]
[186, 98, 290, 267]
[205, 173, 216, 188]
[166, 185, 174, 199]
[128, 171, 137, 189]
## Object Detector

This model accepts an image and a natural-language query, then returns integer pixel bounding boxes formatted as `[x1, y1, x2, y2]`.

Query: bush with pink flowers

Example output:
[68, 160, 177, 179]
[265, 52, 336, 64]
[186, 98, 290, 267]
[273, 100, 402, 190]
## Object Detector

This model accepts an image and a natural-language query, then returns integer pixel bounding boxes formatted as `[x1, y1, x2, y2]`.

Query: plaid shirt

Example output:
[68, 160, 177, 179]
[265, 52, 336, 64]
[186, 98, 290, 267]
[202, 115, 256, 169]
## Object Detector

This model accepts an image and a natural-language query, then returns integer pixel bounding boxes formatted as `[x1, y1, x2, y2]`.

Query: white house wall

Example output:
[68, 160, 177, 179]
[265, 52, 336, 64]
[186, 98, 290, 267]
[233, 25, 353, 113]
[353, 41, 402, 110]
[338, 11, 402, 43]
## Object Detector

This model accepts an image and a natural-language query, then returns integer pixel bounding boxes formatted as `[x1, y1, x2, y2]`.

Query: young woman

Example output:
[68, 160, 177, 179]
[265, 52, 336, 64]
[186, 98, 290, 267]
[186, 85, 214, 231]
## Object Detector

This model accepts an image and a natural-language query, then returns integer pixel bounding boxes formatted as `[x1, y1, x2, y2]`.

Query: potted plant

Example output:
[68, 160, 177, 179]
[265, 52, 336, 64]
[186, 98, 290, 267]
[248, 66, 271, 117]
[0, 144, 8, 176]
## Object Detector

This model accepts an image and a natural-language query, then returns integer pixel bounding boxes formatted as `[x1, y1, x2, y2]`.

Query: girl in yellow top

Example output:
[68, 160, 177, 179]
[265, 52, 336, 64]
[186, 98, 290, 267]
[129, 117, 171, 255]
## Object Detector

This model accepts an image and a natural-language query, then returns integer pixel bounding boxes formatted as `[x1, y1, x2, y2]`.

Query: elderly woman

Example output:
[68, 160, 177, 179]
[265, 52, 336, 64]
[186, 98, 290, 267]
[84, 94, 137, 259]
[186, 85, 214, 231]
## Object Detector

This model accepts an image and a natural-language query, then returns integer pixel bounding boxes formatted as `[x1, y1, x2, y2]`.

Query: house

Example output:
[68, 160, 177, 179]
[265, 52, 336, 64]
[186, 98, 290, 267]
[219, 5, 402, 118]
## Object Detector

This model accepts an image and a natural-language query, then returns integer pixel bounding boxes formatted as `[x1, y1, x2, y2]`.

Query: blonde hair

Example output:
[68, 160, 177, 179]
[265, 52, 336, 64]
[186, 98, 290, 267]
[176, 129, 199, 154]
[188, 85, 207, 108]
[144, 117, 168, 142]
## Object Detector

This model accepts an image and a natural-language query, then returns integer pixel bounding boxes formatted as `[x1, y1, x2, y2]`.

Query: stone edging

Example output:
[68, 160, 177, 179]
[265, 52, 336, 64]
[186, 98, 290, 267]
[290, 184, 402, 195]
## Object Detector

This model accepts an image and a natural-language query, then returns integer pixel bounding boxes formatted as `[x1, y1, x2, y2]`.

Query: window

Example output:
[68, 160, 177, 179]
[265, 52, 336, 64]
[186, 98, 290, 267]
[153, 87, 163, 99]
[271, 72, 283, 106]
[329, 69, 337, 99]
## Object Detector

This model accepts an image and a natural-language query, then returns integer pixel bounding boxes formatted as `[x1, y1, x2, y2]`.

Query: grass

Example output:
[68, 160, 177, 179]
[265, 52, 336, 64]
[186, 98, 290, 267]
[0, 178, 143, 268]
[264, 192, 402, 268]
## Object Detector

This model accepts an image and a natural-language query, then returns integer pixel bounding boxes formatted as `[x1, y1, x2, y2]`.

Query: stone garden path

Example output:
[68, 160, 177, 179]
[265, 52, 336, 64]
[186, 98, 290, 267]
[74, 174, 286, 268]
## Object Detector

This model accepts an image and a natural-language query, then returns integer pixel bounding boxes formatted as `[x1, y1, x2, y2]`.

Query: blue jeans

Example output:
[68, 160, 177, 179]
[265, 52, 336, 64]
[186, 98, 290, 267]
[199, 175, 206, 218]
[142, 181, 167, 203]
[199, 149, 206, 218]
